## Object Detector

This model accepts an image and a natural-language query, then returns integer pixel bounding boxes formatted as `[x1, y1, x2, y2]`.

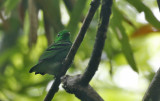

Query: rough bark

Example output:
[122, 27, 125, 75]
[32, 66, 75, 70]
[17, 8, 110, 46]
[61, 75, 104, 101]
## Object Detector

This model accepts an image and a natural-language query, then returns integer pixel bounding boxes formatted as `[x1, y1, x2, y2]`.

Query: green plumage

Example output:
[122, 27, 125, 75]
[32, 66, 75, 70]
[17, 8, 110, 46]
[29, 30, 72, 76]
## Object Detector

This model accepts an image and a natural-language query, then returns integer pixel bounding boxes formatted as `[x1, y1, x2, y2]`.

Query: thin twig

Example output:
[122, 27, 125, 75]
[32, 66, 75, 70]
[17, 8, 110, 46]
[44, 0, 100, 100]
[80, 0, 112, 86]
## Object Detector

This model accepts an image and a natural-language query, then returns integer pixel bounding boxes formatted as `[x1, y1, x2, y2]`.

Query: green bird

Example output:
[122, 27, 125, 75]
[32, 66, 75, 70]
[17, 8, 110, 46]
[29, 30, 72, 76]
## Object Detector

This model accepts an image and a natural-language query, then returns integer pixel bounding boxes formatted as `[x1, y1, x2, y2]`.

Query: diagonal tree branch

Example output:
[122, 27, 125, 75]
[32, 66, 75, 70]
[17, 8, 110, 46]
[143, 68, 160, 101]
[80, 0, 113, 86]
[44, 0, 100, 100]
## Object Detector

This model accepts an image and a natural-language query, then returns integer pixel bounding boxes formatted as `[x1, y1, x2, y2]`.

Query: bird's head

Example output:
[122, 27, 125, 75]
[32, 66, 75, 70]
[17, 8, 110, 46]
[54, 30, 70, 42]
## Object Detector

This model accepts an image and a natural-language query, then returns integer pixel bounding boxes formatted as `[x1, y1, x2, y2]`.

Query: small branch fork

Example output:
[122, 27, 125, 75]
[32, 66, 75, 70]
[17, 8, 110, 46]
[61, 0, 112, 100]
[44, 0, 113, 100]
[61, 75, 104, 101]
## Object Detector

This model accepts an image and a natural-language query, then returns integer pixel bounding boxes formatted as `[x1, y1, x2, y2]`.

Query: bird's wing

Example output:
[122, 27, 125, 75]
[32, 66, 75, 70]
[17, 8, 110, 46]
[39, 41, 72, 62]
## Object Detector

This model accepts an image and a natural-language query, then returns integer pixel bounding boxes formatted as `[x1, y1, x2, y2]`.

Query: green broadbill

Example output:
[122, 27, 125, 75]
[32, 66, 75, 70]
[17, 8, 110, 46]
[29, 30, 72, 76]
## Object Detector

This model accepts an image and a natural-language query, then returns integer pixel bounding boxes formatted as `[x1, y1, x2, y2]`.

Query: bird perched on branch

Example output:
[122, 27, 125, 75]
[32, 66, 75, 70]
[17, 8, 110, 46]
[29, 30, 72, 76]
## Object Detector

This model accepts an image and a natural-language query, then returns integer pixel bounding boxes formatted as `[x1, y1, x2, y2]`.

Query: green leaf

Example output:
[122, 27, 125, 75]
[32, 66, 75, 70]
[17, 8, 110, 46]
[110, 6, 138, 72]
[105, 31, 113, 60]
[4, 0, 20, 14]
[36, 0, 64, 32]
[126, 0, 160, 29]
[67, 0, 88, 37]
[0, 0, 5, 8]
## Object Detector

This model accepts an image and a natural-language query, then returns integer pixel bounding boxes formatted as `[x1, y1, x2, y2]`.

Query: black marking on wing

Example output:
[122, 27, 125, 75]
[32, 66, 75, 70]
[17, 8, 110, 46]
[46, 47, 63, 51]
[46, 42, 71, 51]
[40, 48, 67, 61]
[54, 43, 71, 46]
[35, 72, 46, 75]
[29, 68, 33, 73]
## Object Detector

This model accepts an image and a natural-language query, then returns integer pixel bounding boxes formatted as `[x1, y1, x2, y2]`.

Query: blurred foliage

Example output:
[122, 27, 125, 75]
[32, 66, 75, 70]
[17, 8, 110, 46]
[0, 0, 160, 100]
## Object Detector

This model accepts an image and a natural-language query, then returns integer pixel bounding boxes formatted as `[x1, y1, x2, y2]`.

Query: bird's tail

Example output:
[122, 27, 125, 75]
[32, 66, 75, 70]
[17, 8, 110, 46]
[29, 65, 37, 73]
[29, 65, 45, 75]
[29, 67, 34, 73]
